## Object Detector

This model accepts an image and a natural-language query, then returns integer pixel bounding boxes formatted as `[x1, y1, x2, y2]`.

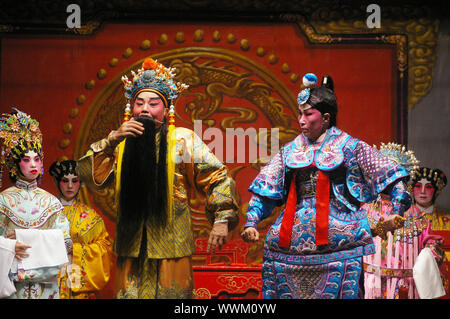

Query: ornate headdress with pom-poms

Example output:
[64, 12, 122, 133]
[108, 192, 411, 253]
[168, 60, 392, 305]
[374, 142, 420, 189]
[0, 107, 43, 187]
[121, 58, 189, 125]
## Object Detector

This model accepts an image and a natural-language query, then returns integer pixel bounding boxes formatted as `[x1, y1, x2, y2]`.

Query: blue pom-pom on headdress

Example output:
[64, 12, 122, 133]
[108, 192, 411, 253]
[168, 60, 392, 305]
[303, 73, 318, 88]
[297, 73, 318, 105]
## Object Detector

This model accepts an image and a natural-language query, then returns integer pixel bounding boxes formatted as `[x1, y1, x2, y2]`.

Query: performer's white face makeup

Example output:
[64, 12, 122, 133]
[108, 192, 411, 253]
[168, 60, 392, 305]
[59, 173, 81, 201]
[133, 91, 167, 125]
[298, 105, 330, 142]
[19, 150, 42, 182]
[413, 178, 435, 207]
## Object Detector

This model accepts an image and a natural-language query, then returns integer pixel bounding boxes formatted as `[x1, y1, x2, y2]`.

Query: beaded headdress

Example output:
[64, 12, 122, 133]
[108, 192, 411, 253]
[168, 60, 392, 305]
[411, 166, 447, 196]
[49, 160, 78, 181]
[0, 107, 43, 187]
[375, 142, 420, 188]
[121, 58, 189, 124]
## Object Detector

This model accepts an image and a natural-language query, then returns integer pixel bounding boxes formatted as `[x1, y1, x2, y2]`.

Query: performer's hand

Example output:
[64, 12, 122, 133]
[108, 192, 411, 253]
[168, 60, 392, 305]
[14, 241, 31, 261]
[6, 230, 15, 239]
[241, 227, 259, 243]
[207, 222, 228, 254]
[109, 119, 144, 145]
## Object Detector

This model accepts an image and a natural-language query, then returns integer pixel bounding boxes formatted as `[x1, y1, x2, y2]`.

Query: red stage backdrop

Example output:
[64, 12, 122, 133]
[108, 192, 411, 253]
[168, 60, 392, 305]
[0, 22, 397, 298]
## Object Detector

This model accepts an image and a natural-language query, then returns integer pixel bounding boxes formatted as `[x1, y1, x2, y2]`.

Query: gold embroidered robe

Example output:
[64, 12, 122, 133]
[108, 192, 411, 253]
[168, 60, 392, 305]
[58, 199, 113, 299]
[78, 126, 239, 298]
[424, 207, 450, 261]
[425, 208, 450, 231]
[0, 179, 72, 299]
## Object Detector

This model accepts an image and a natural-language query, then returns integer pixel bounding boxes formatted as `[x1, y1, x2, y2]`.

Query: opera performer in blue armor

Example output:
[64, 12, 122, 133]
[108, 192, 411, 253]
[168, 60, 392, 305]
[241, 74, 412, 299]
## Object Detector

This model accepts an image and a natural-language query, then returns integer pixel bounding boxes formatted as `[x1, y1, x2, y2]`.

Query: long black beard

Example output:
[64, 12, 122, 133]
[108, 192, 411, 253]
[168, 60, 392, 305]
[115, 116, 168, 257]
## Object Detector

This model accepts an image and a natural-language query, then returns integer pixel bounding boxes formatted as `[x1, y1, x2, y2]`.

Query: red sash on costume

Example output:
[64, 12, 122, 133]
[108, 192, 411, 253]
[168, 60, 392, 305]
[278, 172, 297, 248]
[279, 159, 330, 248]
[314, 167, 330, 246]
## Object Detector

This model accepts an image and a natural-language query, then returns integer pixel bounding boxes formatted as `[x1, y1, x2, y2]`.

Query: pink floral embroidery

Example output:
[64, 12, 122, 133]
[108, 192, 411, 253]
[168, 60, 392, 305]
[79, 210, 89, 221]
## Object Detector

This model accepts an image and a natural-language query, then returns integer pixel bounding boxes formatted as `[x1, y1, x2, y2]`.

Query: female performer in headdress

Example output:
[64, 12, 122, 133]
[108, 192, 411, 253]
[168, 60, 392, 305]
[363, 159, 449, 299]
[0, 108, 72, 299]
[411, 167, 448, 232]
[241, 74, 411, 299]
[49, 159, 113, 299]
[410, 167, 449, 297]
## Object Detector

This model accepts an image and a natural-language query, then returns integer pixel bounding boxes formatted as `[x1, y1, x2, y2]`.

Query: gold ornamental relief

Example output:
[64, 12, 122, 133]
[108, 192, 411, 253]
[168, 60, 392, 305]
[376, 35, 407, 73]
[194, 288, 211, 299]
[280, 12, 439, 110]
[304, 16, 438, 110]
[65, 21, 101, 35]
[74, 47, 300, 221]
[216, 274, 262, 293]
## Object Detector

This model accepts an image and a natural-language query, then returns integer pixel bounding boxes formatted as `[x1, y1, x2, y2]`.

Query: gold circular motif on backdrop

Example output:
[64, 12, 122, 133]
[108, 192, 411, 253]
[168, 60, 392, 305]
[193, 29, 204, 42]
[140, 39, 151, 50]
[256, 47, 265, 57]
[84, 79, 95, 90]
[69, 108, 79, 118]
[109, 58, 119, 67]
[58, 138, 70, 149]
[62, 123, 72, 134]
[158, 33, 169, 45]
[76, 94, 86, 105]
[175, 32, 185, 43]
[122, 48, 133, 58]
[212, 30, 221, 42]
[240, 39, 250, 51]
[226, 33, 236, 44]
[97, 68, 107, 80]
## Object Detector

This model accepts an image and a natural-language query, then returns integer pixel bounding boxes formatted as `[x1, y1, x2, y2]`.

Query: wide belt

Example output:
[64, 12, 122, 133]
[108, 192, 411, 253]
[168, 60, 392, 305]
[364, 263, 413, 278]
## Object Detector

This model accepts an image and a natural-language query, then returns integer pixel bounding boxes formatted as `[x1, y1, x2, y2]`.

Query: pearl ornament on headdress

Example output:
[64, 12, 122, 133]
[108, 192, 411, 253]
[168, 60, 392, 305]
[124, 102, 131, 122]
[168, 103, 175, 126]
